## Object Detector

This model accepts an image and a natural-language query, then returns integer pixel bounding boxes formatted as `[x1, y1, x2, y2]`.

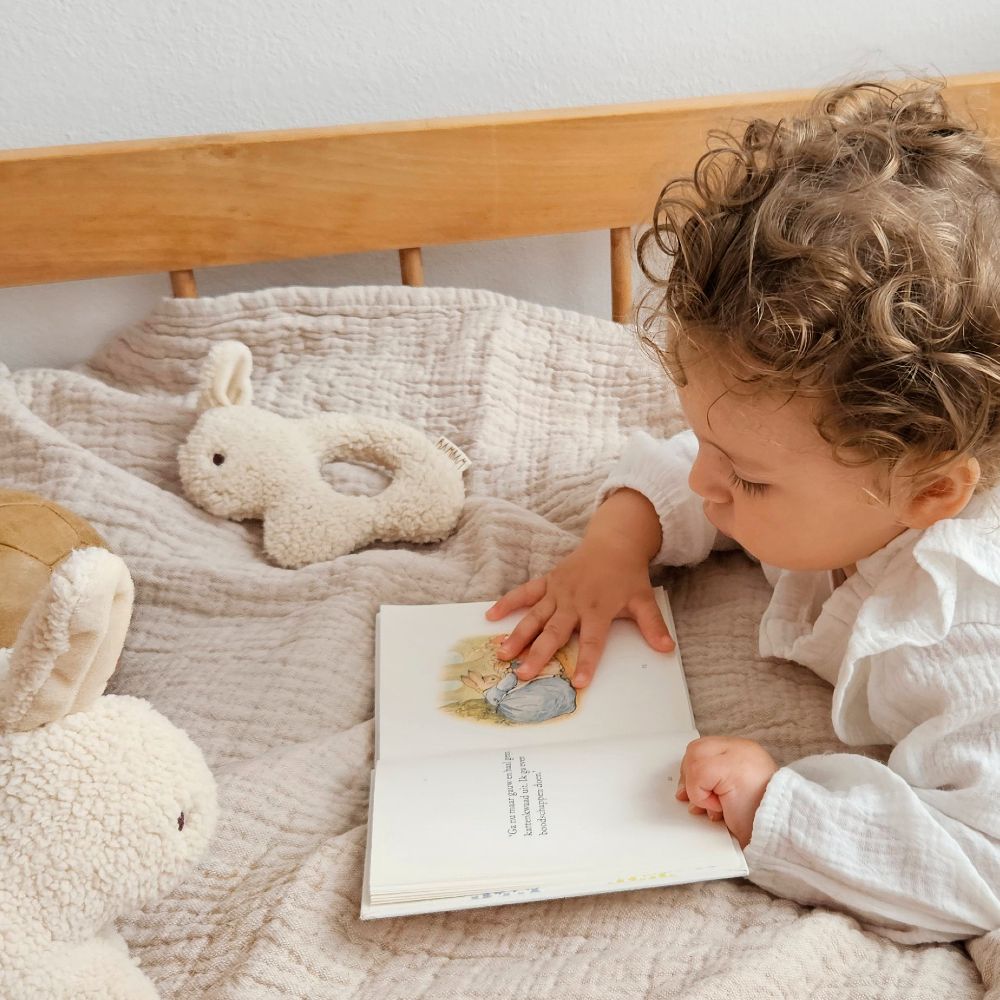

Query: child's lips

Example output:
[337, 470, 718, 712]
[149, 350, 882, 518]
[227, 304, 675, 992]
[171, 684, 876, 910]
[703, 501, 733, 538]
[702, 501, 721, 527]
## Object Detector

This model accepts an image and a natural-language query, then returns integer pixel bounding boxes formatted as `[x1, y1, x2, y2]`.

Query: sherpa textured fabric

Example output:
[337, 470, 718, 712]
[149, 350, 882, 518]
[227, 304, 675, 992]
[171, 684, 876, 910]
[1, 284, 997, 999]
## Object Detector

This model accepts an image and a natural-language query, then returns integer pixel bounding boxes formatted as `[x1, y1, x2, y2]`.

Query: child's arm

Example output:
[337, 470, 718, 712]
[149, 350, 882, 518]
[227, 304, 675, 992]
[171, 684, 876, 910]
[743, 743, 1000, 943]
[595, 428, 739, 567]
[736, 628, 1000, 943]
[487, 428, 736, 687]
[681, 721, 1000, 943]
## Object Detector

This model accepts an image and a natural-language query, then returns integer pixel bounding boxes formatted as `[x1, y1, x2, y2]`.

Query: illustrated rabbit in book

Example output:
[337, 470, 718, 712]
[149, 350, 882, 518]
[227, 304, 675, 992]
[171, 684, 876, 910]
[457, 634, 578, 724]
[0, 490, 217, 999]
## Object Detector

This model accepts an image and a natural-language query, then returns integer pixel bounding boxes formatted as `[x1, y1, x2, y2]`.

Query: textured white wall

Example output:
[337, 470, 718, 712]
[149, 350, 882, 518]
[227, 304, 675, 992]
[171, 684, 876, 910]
[2, 0, 997, 368]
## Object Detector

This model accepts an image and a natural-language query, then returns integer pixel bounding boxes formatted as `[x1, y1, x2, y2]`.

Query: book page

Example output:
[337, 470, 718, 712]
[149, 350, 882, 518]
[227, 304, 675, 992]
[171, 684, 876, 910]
[367, 731, 745, 903]
[375, 587, 694, 762]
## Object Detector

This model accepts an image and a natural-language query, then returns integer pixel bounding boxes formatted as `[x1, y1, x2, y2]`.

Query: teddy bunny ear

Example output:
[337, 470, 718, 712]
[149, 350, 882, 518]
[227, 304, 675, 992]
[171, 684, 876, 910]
[0, 547, 134, 733]
[197, 340, 254, 412]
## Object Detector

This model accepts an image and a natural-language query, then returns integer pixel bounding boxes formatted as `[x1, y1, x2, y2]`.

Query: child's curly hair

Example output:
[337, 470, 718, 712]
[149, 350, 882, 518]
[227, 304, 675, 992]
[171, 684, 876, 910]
[637, 77, 1000, 488]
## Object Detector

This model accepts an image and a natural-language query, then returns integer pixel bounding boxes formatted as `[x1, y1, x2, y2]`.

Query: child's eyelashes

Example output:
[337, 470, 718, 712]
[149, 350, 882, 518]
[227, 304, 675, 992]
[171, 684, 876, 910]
[728, 470, 770, 497]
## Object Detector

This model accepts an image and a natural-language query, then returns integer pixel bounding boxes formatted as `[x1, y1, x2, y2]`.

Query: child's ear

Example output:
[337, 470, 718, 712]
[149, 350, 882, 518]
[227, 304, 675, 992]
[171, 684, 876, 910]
[898, 455, 981, 529]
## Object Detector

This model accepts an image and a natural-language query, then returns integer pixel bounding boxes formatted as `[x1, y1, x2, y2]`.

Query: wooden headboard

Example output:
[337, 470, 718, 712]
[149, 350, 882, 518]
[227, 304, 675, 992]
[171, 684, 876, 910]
[2, 71, 998, 322]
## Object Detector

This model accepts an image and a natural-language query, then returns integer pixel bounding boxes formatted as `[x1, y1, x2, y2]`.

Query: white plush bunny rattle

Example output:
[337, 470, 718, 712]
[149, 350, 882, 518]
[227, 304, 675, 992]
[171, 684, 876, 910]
[178, 341, 469, 568]
[0, 491, 217, 1000]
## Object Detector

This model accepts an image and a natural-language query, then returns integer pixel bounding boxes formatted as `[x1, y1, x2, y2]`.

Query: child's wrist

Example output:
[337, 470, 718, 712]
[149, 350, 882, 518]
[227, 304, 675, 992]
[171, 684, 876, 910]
[587, 488, 663, 562]
[581, 531, 653, 569]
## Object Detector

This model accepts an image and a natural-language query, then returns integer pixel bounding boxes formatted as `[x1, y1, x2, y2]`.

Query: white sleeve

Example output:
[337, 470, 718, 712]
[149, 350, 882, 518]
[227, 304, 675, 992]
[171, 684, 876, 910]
[743, 694, 1000, 943]
[596, 428, 735, 568]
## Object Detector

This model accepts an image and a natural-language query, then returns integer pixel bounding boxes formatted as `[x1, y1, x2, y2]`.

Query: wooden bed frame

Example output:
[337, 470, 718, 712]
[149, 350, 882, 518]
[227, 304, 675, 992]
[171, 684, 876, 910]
[2, 71, 998, 324]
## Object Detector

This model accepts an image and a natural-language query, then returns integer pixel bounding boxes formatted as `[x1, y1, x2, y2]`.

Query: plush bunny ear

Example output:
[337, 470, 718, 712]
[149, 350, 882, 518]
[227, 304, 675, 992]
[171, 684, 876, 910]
[0, 547, 134, 733]
[197, 340, 254, 412]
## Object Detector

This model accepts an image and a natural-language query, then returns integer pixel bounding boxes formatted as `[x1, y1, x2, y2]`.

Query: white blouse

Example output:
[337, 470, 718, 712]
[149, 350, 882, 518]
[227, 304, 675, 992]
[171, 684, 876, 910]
[598, 428, 1000, 943]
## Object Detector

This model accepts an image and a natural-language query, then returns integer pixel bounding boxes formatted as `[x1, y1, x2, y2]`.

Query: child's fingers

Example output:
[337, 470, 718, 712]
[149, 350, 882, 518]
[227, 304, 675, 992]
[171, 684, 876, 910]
[678, 768, 719, 812]
[485, 578, 547, 621]
[513, 610, 578, 680]
[493, 595, 556, 662]
[690, 791, 722, 812]
[683, 756, 729, 813]
[628, 592, 675, 653]
[569, 614, 613, 689]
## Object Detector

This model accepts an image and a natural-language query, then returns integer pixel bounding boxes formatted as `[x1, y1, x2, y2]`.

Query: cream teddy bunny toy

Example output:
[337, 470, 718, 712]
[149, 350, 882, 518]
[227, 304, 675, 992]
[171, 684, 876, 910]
[0, 490, 218, 1000]
[178, 341, 469, 569]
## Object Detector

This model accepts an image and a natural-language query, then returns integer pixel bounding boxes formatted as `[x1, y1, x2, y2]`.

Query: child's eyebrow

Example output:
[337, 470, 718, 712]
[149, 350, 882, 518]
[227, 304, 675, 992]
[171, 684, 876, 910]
[700, 433, 774, 477]
[700, 392, 776, 476]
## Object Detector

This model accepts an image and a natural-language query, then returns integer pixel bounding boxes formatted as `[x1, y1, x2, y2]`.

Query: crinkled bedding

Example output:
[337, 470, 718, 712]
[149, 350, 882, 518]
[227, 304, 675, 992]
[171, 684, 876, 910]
[2, 285, 995, 999]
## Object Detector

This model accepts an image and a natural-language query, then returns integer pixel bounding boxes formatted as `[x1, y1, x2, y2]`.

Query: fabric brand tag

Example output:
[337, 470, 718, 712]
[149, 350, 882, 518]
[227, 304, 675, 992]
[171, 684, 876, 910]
[434, 436, 472, 473]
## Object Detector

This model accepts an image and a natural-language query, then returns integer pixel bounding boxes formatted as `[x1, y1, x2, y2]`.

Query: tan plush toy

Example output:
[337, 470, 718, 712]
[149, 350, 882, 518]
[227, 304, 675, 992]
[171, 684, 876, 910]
[0, 489, 218, 999]
[177, 341, 469, 568]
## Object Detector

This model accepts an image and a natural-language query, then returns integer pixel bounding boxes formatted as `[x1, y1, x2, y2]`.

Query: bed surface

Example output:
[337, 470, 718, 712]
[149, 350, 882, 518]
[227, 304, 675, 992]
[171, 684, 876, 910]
[1, 284, 992, 998]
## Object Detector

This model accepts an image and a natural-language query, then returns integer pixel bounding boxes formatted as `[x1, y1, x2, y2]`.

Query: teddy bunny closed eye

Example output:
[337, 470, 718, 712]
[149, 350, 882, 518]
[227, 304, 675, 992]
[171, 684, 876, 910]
[0, 492, 217, 999]
[177, 340, 469, 568]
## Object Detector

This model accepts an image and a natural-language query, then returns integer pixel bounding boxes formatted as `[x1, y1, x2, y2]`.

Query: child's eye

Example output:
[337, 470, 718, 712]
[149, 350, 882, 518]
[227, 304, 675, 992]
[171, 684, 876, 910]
[728, 470, 769, 497]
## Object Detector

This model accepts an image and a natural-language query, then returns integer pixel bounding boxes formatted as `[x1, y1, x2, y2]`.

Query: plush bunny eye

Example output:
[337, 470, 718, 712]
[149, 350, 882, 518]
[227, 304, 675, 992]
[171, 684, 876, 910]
[178, 811, 186, 831]
[212, 453, 225, 466]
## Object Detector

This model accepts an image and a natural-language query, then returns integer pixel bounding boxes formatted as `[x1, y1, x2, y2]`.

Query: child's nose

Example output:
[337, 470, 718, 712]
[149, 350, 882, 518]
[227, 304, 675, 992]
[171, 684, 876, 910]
[688, 452, 730, 504]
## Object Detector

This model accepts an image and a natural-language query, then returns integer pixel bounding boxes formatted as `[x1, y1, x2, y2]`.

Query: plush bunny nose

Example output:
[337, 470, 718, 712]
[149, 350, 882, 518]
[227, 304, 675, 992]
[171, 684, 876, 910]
[178, 811, 186, 831]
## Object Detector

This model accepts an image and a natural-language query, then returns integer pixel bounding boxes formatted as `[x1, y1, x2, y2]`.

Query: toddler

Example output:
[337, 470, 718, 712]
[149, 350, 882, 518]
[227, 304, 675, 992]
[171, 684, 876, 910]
[486, 79, 1000, 944]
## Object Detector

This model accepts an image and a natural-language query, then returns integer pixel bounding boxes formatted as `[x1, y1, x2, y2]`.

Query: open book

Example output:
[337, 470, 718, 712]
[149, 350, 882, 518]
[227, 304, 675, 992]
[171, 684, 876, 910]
[361, 587, 747, 919]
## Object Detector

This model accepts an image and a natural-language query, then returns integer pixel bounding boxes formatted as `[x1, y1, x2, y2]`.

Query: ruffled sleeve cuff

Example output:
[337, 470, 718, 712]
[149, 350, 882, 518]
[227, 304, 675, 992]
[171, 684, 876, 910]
[595, 428, 719, 567]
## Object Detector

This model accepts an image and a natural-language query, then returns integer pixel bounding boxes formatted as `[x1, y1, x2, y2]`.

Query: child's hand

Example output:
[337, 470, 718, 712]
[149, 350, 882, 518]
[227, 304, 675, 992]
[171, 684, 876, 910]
[677, 737, 778, 848]
[484, 538, 674, 689]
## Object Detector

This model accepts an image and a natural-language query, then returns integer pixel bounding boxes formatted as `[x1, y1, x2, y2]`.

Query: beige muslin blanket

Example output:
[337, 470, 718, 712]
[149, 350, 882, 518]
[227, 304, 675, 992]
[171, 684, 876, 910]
[1, 285, 994, 998]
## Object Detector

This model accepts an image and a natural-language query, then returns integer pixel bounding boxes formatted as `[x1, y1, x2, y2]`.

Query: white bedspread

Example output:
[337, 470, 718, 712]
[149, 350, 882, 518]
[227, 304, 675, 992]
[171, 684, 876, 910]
[2, 285, 995, 999]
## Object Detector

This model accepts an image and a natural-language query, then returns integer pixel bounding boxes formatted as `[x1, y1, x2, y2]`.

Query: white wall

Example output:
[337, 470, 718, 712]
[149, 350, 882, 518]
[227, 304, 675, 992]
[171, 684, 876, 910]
[2, 0, 997, 369]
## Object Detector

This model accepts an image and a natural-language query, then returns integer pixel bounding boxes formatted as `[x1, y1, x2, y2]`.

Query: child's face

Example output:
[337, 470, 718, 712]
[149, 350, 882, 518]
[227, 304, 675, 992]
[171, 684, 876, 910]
[677, 357, 906, 573]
